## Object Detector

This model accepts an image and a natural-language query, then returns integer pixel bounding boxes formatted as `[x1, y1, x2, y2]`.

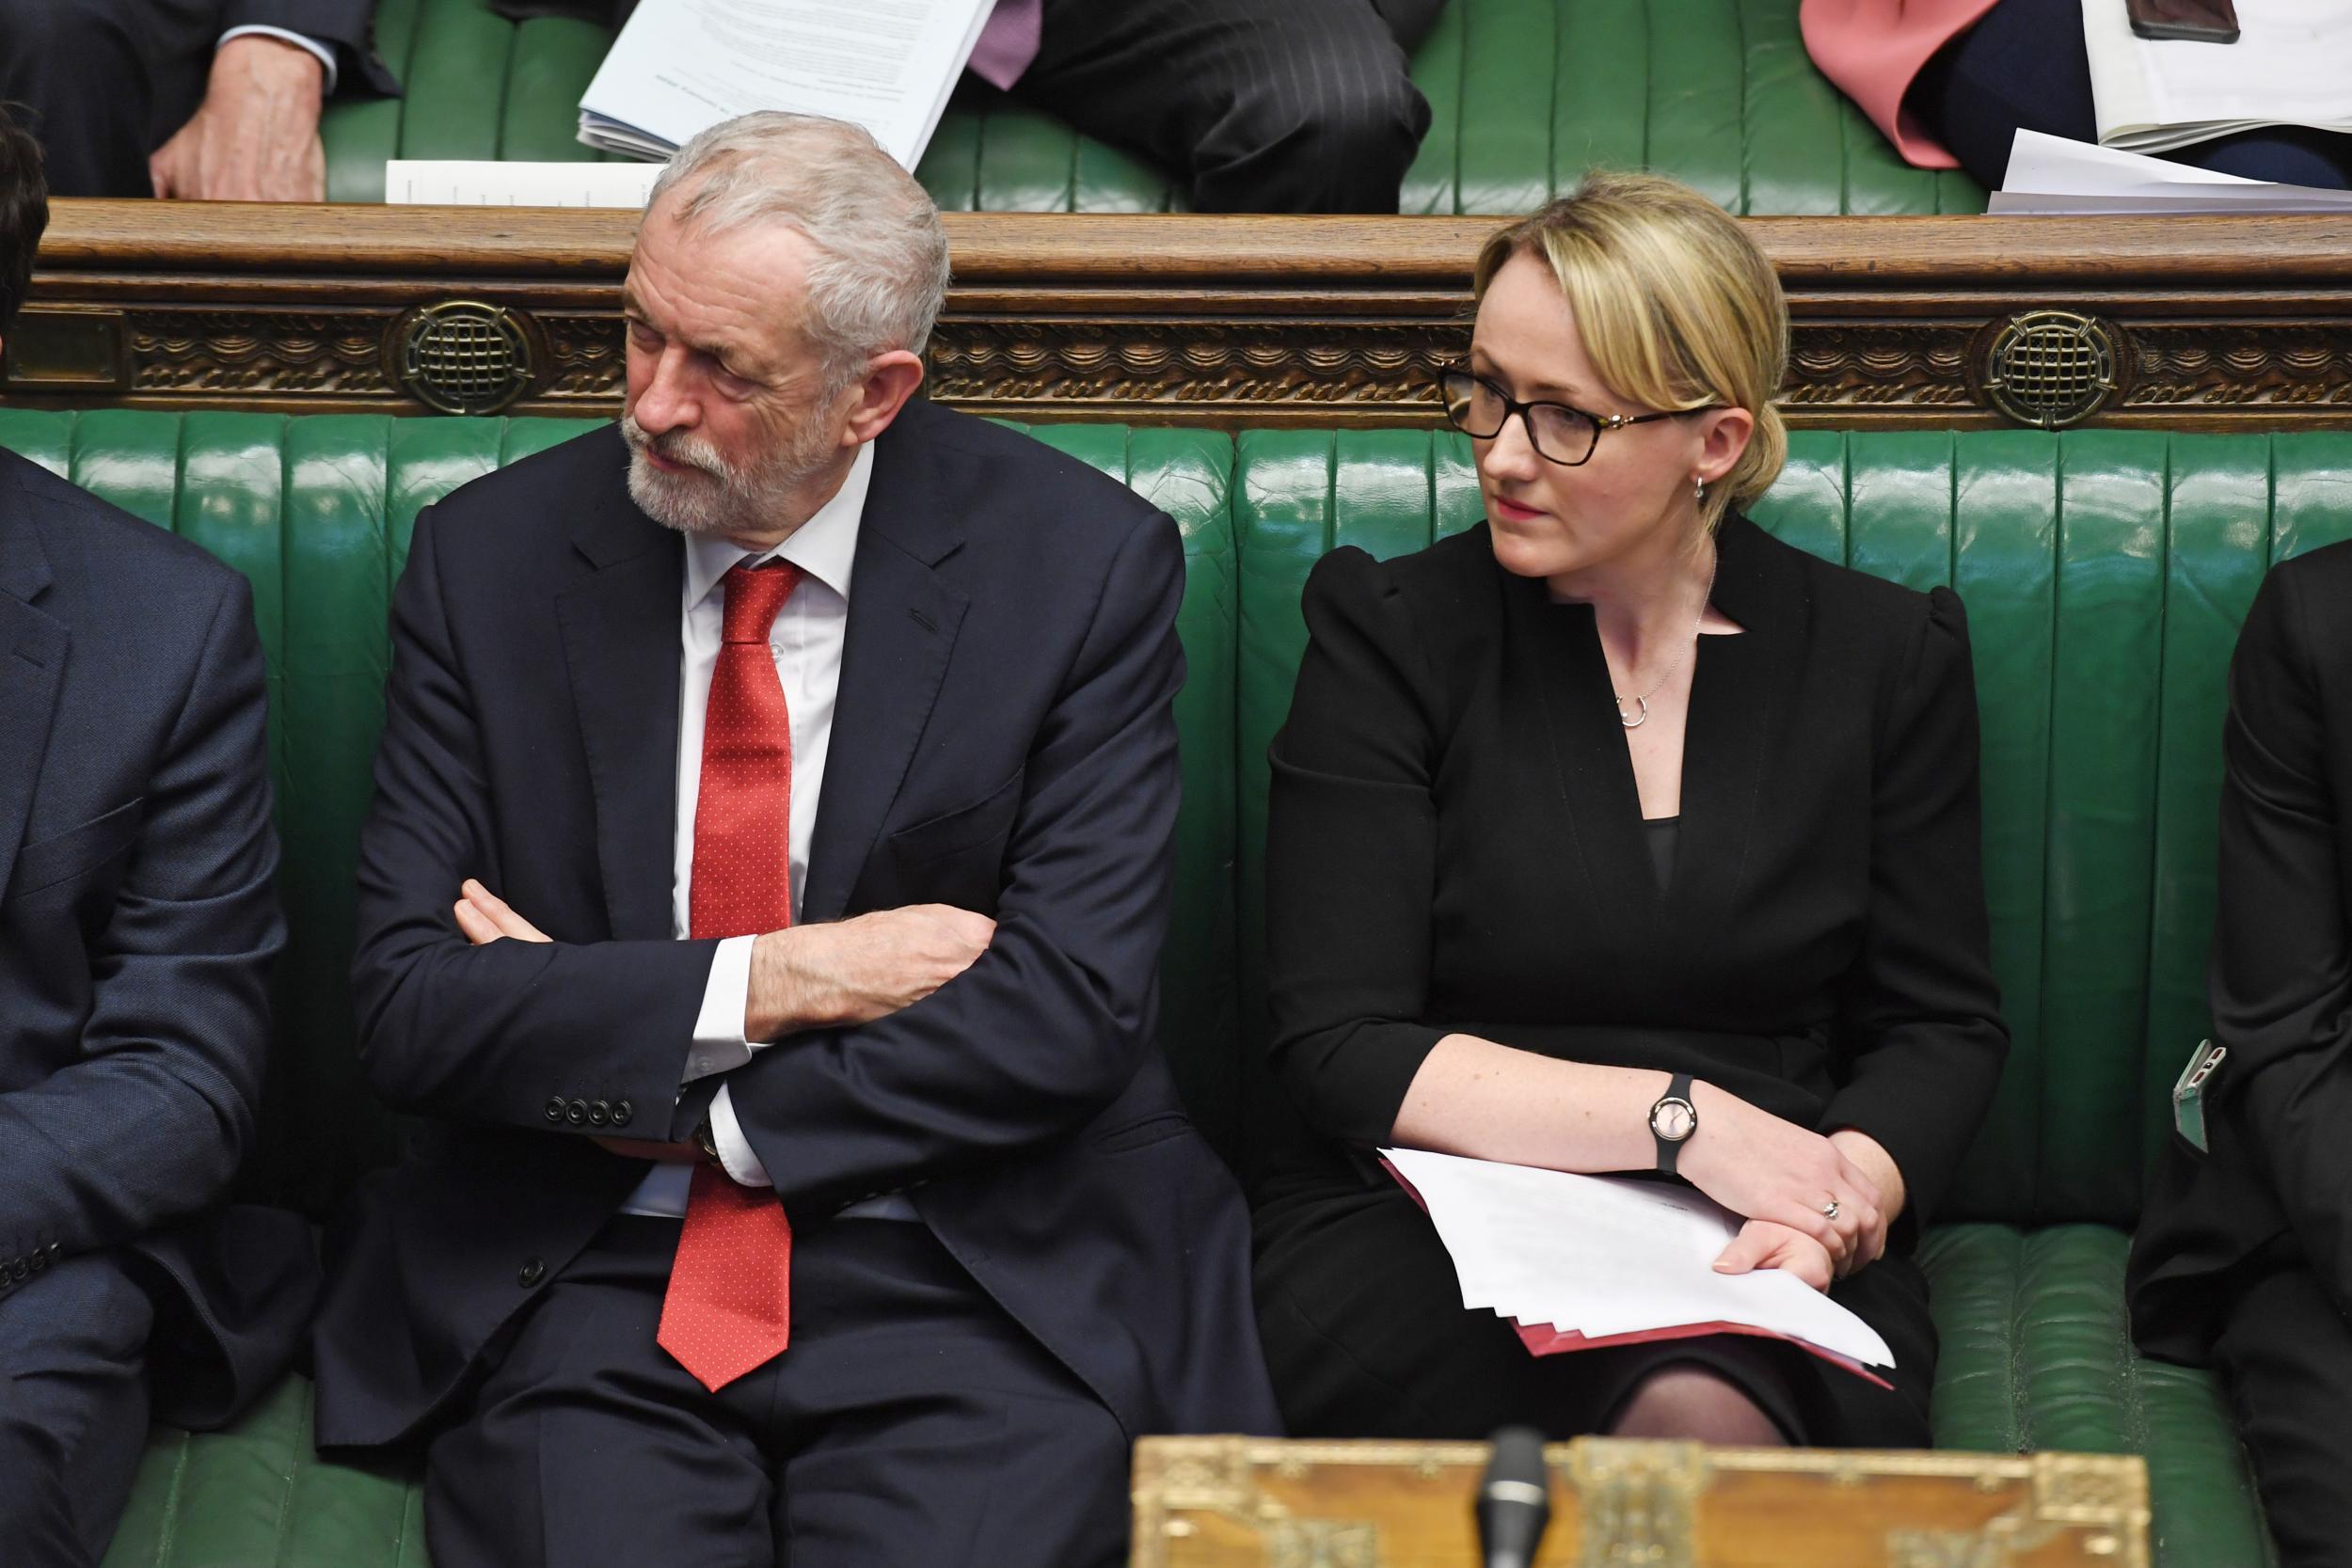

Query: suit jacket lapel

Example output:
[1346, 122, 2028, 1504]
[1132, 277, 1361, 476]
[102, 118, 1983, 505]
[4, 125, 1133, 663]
[802, 417, 969, 926]
[0, 485, 64, 901]
[1668, 514, 1798, 948]
[554, 491, 685, 942]
[1503, 566, 1668, 938]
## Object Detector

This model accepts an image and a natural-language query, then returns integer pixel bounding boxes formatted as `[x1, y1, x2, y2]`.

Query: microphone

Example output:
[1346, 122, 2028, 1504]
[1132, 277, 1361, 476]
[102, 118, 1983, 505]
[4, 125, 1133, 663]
[1475, 1425, 1553, 1568]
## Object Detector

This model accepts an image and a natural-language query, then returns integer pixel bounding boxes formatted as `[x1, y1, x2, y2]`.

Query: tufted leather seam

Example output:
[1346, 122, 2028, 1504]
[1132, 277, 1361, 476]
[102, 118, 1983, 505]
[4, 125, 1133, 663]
[2027, 436, 2064, 1227]
[151, 1430, 192, 1567]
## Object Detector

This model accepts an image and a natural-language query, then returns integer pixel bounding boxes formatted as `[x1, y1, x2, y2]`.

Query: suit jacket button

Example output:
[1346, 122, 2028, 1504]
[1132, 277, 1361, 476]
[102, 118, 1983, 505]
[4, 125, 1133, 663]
[27, 1250, 45, 1272]
[8, 1260, 26, 1282]
[43, 1243, 58, 1259]
[613, 1100, 634, 1127]
[517, 1258, 547, 1288]
[589, 1100, 612, 1127]
[566, 1099, 588, 1125]
[544, 1097, 567, 1122]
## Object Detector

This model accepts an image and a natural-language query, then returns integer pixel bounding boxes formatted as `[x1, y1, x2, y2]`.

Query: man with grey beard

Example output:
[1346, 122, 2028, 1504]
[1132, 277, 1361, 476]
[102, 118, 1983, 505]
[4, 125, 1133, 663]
[309, 109, 1277, 1568]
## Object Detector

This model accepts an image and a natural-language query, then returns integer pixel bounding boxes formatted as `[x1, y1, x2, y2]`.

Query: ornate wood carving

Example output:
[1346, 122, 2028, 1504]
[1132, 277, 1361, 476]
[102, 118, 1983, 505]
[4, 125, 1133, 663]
[9, 202, 2352, 431]
[1129, 1436, 2150, 1568]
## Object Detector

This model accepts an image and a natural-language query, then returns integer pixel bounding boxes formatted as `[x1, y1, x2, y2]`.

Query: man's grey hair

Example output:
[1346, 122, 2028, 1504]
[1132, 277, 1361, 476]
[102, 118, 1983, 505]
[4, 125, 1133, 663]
[646, 111, 950, 375]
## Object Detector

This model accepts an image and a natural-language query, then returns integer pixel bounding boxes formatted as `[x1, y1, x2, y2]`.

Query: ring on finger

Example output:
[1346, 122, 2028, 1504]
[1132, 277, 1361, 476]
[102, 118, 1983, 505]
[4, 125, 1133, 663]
[1821, 1198, 1841, 1222]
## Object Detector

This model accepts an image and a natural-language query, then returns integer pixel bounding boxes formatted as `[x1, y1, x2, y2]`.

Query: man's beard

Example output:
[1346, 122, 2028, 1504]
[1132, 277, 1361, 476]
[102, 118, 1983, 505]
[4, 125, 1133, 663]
[621, 410, 838, 538]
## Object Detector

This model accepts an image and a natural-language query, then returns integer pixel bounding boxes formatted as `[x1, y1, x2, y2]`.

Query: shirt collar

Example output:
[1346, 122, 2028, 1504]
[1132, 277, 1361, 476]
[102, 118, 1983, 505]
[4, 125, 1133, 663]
[683, 440, 875, 612]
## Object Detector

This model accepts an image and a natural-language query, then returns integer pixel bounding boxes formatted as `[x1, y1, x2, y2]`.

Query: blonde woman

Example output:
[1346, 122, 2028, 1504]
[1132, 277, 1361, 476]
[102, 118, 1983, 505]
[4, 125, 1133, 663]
[1251, 173, 2010, 1446]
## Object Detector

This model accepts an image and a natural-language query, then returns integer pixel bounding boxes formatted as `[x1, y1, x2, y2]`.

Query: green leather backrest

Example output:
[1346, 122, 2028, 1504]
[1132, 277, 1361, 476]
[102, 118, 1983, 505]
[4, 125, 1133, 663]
[321, 0, 1986, 214]
[8, 413, 2343, 1230]
[1227, 427, 2352, 1228]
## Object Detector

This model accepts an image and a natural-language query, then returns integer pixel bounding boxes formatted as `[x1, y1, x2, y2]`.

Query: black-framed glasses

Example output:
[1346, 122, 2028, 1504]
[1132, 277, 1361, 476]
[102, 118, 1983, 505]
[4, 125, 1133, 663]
[1435, 367, 1708, 467]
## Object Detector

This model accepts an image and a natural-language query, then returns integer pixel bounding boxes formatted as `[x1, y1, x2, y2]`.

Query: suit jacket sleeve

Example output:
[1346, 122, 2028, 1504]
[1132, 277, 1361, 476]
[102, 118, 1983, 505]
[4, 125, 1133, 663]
[2210, 562, 2352, 1301]
[350, 503, 718, 1135]
[225, 0, 401, 95]
[1262, 546, 1448, 1146]
[0, 575, 283, 1276]
[719, 513, 1187, 1218]
[1822, 587, 2010, 1230]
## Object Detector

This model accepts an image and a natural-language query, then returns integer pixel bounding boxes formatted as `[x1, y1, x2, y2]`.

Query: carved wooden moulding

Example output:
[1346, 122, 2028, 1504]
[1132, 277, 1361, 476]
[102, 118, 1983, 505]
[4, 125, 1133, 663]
[1130, 1435, 2150, 1568]
[9, 204, 2352, 430]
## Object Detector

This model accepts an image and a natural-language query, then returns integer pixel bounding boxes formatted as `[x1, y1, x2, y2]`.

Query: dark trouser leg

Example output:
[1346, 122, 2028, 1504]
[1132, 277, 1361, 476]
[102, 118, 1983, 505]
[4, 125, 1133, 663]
[2212, 1265, 2352, 1568]
[424, 1216, 1129, 1568]
[421, 1218, 774, 1568]
[1912, 0, 2352, 191]
[0, 1252, 155, 1568]
[1016, 0, 1431, 213]
[0, 0, 217, 198]
[771, 1221, 1130, 1568]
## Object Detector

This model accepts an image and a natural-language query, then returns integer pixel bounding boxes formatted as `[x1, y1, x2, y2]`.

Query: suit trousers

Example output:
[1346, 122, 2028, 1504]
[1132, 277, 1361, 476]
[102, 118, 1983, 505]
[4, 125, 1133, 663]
[0, 0, 223, 198]
[421, 1214, 1131, 1568]
[1911, 0, 2352, 190]
[2211, 1264, 2352, 1568]
[1018, 0, 1440, 212]
[0, 1252, 155, 1568]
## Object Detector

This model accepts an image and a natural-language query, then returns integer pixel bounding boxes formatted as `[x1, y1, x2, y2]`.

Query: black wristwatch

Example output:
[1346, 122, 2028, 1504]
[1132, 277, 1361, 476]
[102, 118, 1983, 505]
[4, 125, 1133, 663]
[1649, 1072, 1698, 1176]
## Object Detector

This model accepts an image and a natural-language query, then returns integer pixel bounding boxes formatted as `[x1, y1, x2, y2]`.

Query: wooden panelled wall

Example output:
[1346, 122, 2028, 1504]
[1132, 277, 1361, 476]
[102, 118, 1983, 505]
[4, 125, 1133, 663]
[8, 201, 2352, 430]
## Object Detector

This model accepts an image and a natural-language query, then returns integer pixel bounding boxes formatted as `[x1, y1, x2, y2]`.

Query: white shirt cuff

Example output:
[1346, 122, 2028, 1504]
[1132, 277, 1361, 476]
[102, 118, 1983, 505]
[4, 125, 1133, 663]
[681, 935, 757, 1084]
[217, 26, 340, 94]
[708, 1084, 773, 1188]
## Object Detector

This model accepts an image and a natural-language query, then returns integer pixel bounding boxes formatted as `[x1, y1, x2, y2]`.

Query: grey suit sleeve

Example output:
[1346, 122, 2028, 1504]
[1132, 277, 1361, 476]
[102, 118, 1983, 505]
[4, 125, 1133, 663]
[0, 575, 283, 1277]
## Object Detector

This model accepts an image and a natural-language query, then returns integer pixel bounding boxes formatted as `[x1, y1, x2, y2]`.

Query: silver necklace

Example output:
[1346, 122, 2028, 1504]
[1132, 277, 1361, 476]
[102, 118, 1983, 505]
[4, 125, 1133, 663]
[1613, 550, 1721, 730]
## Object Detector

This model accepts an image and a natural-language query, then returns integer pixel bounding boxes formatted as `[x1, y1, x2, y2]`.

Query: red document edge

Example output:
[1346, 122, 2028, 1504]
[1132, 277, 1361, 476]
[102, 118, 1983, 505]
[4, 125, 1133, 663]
[1378, 1155, 1895, 1393]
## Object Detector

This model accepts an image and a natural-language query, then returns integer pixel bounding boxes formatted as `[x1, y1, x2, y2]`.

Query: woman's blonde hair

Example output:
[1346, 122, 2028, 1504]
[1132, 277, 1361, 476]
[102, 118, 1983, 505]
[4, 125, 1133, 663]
[1472, 171, 1788, 530]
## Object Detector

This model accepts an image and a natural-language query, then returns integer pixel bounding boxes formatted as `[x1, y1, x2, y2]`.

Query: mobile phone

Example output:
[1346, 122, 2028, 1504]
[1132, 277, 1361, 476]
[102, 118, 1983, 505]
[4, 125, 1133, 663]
[2125, 0, 2240, 43]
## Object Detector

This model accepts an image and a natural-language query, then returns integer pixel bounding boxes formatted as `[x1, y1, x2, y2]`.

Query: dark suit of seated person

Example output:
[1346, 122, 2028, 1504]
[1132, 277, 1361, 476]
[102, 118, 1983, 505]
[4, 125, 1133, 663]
[2130, 541, 2352, 1568]
[307, 108, 1279, 1568]
[502, 0, 1443, 213]
[0, 108, 319, 1568]
[1250, 173, 2012, 1448]
[0, 0, 395, 198]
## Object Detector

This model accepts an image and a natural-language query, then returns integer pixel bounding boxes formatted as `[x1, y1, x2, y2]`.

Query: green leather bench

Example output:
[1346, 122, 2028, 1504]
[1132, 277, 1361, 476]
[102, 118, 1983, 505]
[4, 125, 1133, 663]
[325, 0, 1987, 214]
[0, 410, 2307, 1566]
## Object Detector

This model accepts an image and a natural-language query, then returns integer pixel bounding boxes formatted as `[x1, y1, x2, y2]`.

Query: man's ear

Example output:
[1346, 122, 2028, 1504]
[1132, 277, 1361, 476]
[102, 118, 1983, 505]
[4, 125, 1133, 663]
[842, 350, 926, 447]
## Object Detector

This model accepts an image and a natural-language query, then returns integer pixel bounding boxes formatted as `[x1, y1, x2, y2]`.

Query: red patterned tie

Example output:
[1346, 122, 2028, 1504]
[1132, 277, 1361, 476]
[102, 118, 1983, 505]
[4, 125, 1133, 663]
[658, 560, 803, 1393]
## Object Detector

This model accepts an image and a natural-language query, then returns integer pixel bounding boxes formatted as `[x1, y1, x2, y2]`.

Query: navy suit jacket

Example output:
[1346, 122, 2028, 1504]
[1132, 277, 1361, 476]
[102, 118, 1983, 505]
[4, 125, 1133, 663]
[312, 402, 1279, 1448]
[0, 447, 317, 1428]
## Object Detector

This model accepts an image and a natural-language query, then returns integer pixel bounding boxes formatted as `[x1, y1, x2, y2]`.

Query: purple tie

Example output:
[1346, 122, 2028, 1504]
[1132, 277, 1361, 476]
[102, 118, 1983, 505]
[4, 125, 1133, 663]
[967, 0, 1044, 90]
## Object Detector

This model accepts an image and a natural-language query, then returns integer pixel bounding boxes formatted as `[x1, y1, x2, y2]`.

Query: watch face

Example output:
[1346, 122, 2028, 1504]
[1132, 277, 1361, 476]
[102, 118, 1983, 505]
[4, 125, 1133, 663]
[1652, 1097, 1696, 1142]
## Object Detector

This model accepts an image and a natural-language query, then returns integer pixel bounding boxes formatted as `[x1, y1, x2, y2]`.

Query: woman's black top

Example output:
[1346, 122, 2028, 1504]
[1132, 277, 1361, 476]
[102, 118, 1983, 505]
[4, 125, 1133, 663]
[1251, 513, 2010, 1443]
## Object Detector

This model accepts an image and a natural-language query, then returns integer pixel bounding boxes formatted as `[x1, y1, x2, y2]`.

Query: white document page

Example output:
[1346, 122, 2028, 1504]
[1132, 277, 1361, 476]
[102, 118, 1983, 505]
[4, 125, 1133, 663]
[386, 160, 663, 208]
[1992, 129, 2352, 211]
[2083, 0, 2352, 151]
[578, 0, 997, 170]
[1381, 1148, 1895, 1370]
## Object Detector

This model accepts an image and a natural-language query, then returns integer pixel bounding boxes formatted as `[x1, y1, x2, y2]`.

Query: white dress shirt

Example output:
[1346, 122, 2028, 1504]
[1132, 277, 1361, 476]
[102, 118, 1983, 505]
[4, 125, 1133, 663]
[217, 27, 340, 93]
[619, 443, 914, 1222]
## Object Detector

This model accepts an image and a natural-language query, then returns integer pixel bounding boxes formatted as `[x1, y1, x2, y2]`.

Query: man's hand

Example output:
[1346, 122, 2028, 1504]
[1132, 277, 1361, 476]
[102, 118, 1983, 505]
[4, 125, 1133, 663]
[1712, 1219, 1836, 1292]
[149, 35, 327, 201]
[451, 879, 697, 1162]
[745, 905, 996, 1040]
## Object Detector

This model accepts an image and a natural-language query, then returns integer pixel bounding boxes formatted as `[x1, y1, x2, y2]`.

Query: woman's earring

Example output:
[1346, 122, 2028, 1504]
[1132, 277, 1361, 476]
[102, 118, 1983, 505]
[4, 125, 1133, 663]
[1693, 475, 1707, 505]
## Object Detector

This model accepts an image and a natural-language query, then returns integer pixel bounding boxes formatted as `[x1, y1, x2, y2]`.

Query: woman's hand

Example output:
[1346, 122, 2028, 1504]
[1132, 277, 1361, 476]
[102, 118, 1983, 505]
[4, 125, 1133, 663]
[1677, 1083, 1883, 1273]
[1712, 1219, 1834, 1291]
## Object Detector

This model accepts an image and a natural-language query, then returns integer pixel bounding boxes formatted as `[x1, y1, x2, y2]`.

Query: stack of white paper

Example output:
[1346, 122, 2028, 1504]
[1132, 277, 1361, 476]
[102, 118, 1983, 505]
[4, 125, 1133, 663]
[1380, 1148, 1894, 1370]
[1993, 129, 2352, 213]
[2084, 0, 2352, 153]
[385, 160, 663, 208]
[577, 0, 998, 172]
